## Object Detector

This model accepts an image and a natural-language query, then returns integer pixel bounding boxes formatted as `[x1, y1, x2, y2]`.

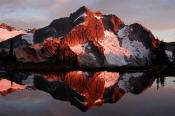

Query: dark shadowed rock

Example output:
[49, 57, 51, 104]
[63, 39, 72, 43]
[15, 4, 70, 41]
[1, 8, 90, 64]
[0, 34, 29, 48]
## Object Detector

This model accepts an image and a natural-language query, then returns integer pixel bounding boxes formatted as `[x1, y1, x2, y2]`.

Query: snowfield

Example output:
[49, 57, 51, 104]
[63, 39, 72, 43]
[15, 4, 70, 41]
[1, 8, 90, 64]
[70, 44, 86, 55]
[165, 50, 174, 62]
[118, 26, 151, 65]
[71, 28, 152, 66]
[0, 28, 26, 42]
[22, 33, 34, 45]
[98, 30, 131, 66]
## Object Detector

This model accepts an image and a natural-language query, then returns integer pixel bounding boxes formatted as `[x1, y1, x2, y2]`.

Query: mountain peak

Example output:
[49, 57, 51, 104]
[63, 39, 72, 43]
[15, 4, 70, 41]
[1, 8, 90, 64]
[69, 6, 93, 22]
[77, 6, 91, 13]
[0, 7, 174, 66]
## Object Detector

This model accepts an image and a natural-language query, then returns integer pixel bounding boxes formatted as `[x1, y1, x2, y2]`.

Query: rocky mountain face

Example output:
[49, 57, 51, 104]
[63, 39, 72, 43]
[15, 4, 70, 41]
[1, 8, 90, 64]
[0, 6, 174, 66]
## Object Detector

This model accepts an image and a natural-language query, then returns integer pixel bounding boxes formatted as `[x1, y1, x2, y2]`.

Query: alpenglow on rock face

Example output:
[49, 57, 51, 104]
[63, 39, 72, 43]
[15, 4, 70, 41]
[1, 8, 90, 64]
[0, 6, 174, 66]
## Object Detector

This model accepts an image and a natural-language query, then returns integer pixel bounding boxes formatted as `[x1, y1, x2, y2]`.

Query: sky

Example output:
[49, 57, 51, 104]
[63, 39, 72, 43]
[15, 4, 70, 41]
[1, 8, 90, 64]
[0, 0, 175, 42]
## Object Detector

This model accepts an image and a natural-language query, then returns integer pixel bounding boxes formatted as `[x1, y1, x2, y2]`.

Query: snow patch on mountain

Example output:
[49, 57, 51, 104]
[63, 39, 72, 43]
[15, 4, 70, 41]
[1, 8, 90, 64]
[70, 42, 98, 66]
[70, 44, 86, 55]
[118, 26, 150, 65]
[46, 37, 53, 41]
[22, 33, 34, 45]
[74, 12, 87, 22]
[82, 42, 97, 61]
[165, 50, 174, 62]
[98, 30, 131, 66]
[117, 26, 129, 38]
[0, 28, 26, 42]
[94, 16, 101, 20]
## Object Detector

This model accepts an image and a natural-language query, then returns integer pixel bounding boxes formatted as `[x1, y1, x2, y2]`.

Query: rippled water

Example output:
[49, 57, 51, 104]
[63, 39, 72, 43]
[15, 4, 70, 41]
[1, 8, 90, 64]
[0, 70, 175, 116]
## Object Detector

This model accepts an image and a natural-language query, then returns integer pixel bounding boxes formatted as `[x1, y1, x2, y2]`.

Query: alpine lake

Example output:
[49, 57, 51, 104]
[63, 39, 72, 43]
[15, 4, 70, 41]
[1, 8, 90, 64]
[0, 65, 175, 116]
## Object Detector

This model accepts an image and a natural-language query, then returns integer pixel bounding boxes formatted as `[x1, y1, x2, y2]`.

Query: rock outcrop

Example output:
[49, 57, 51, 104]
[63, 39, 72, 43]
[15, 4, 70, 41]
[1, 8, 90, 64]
[0, 23, 16, 31]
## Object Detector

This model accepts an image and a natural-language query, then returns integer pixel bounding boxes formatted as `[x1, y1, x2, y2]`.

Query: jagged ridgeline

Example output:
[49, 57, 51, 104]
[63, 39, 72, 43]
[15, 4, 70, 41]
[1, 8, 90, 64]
[0, 6, 174, 66]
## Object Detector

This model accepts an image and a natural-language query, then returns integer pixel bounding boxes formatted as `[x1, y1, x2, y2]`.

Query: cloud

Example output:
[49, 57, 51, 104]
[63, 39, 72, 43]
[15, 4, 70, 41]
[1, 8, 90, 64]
[1, 17, 49, 30]
[0, 0, 30, 11]
[0, 0, 175, 32]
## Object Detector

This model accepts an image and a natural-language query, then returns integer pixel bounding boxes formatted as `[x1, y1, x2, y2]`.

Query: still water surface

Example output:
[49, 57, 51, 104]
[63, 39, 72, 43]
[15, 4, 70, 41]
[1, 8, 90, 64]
[0, 71, 175, 116]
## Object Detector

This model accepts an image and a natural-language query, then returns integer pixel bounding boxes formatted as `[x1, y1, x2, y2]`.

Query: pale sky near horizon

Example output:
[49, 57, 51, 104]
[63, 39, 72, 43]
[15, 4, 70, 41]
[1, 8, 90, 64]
[0, 0, 174, 42]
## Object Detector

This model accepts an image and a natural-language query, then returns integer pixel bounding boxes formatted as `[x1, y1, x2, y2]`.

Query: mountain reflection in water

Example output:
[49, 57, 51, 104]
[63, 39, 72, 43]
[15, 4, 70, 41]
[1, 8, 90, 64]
[0, 70, 168, 112]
